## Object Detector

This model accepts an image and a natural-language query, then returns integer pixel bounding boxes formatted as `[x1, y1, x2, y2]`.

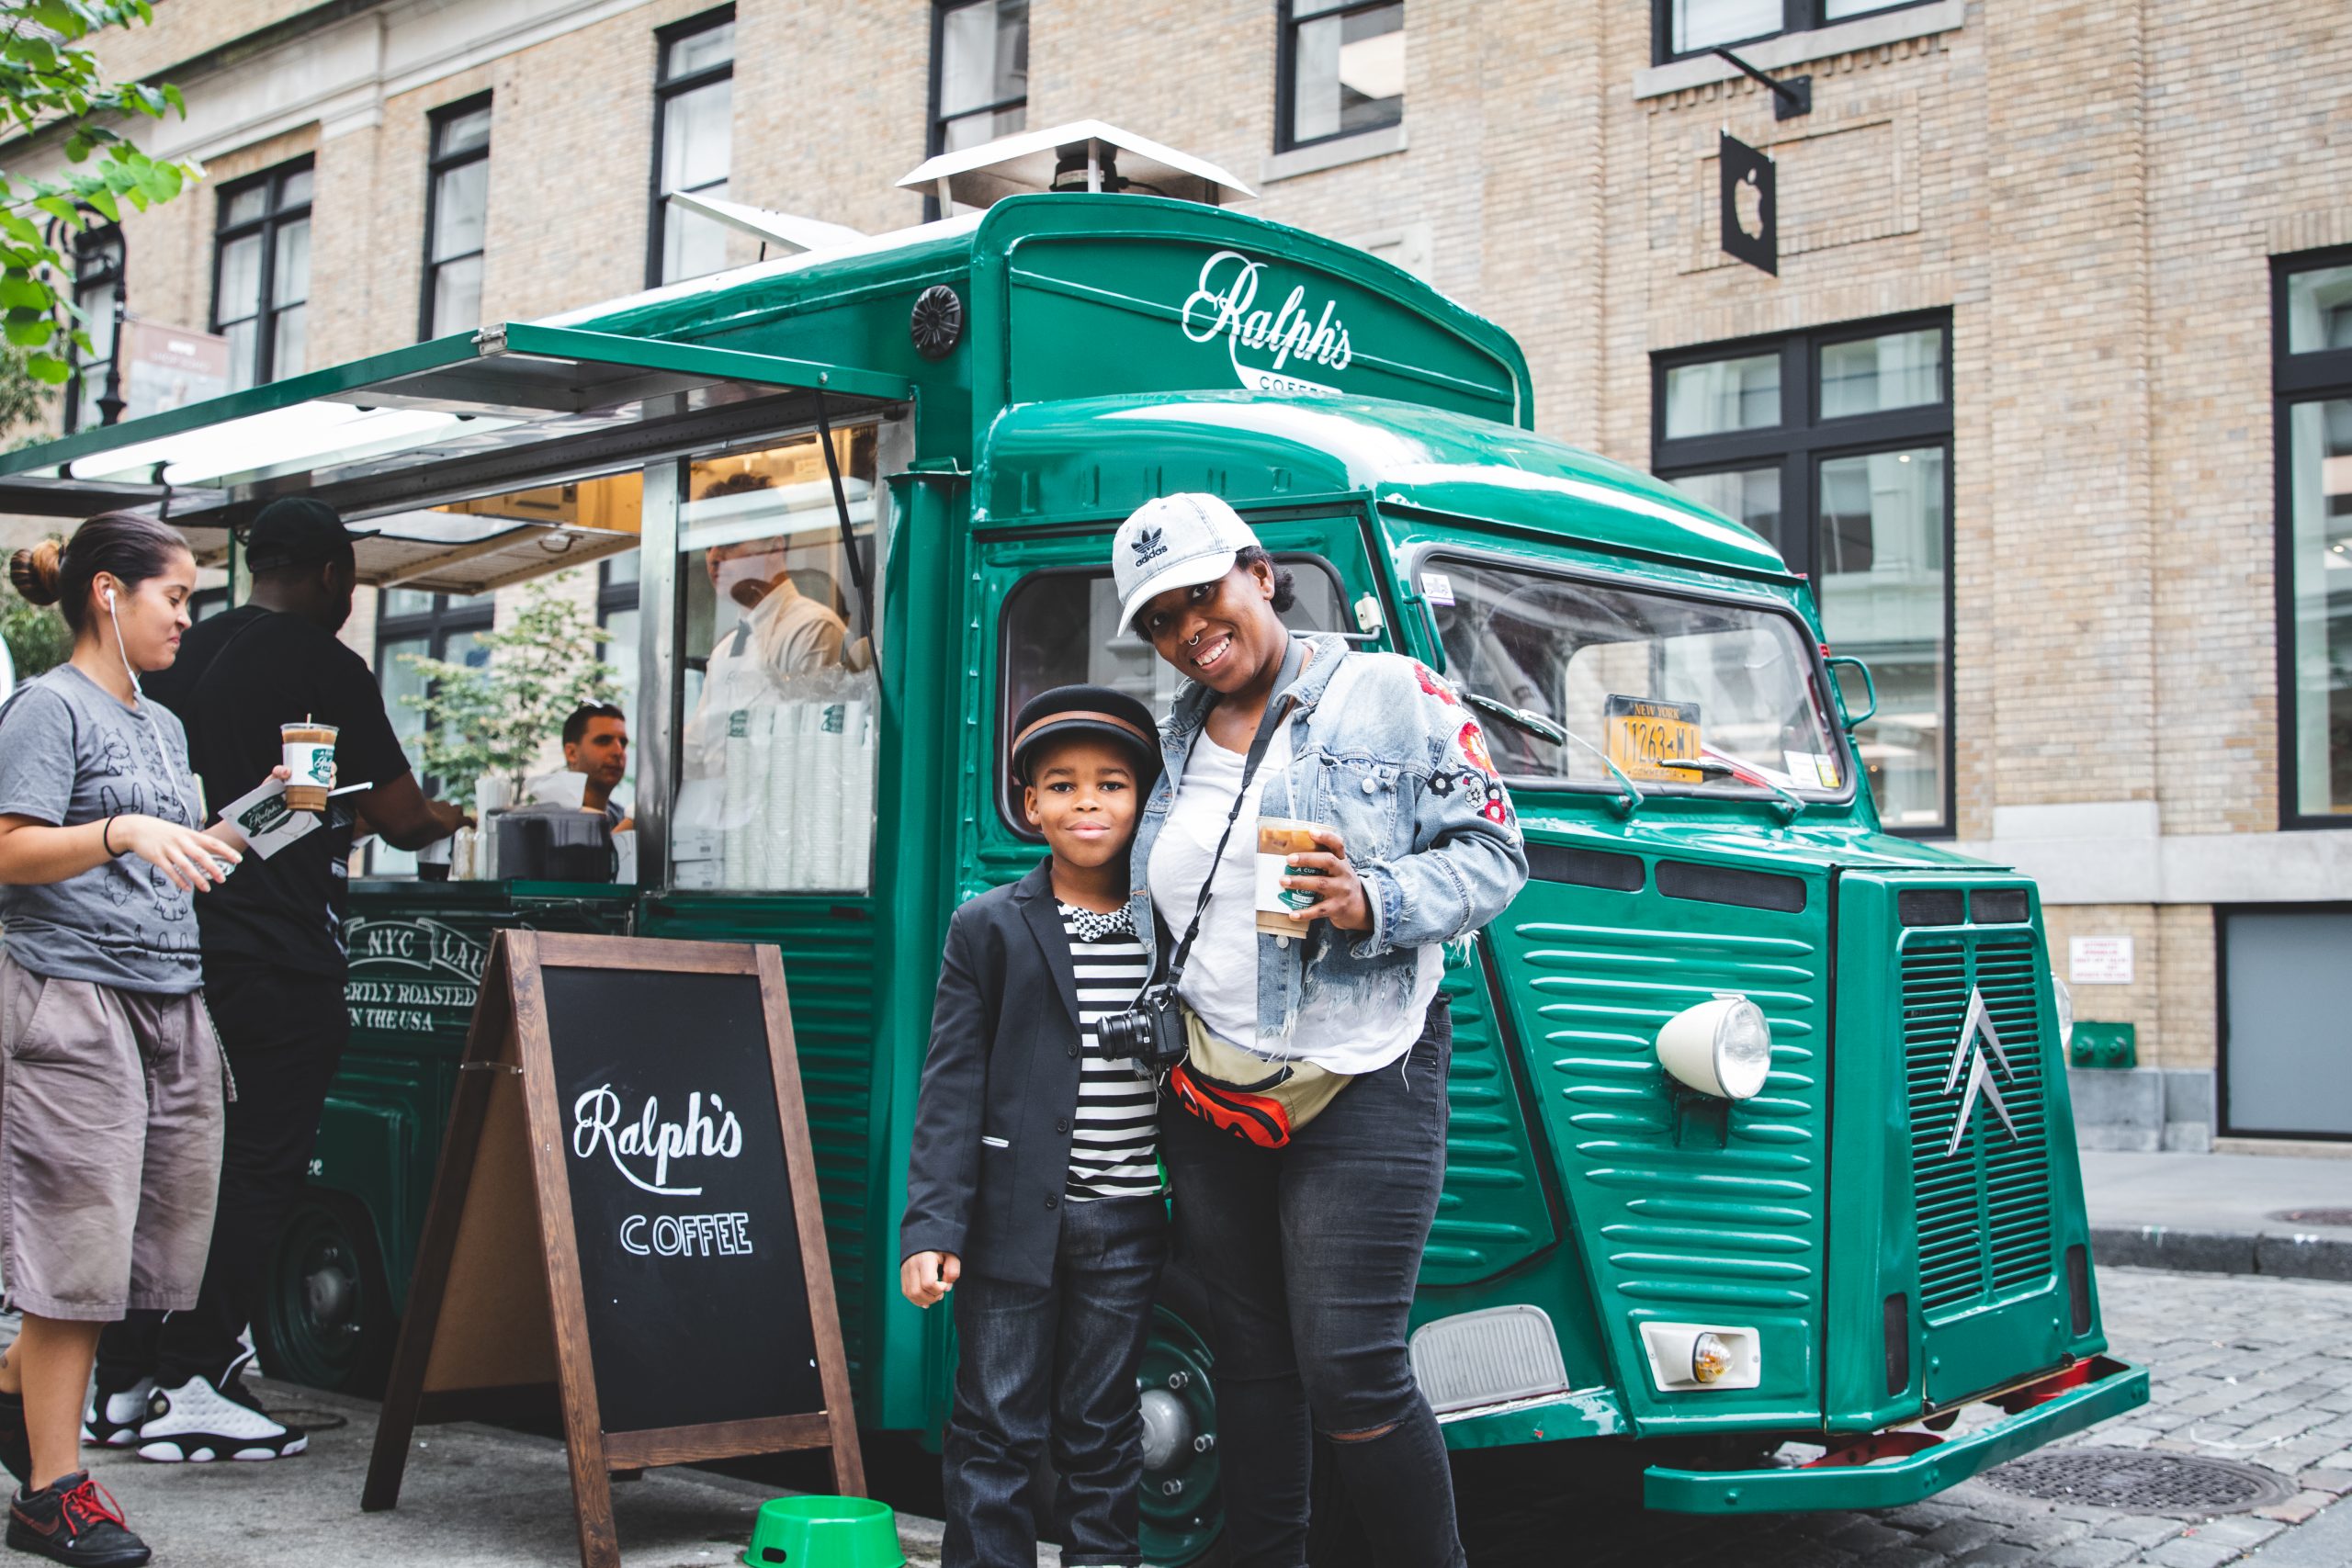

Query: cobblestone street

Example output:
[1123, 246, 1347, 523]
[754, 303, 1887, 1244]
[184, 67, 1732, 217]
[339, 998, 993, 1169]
[1455, 1267, 2352, 1567]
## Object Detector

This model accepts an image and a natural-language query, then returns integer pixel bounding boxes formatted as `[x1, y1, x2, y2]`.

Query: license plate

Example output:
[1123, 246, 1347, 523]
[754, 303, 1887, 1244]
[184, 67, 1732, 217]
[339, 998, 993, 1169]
[1605, 695, 1702, 782]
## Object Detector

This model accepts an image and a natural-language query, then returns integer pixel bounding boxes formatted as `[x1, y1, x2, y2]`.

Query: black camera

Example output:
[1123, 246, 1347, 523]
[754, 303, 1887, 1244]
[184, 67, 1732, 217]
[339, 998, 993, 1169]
[1093, 980, 1189, 1070]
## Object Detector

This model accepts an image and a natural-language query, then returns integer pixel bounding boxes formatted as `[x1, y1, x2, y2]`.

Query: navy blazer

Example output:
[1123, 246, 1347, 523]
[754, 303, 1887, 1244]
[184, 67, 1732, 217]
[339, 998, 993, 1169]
[899, 861, 1148, 1289]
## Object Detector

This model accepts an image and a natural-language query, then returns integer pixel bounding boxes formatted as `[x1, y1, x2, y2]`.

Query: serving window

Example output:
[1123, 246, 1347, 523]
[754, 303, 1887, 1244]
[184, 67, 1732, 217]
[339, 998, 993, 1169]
[670, 427, 880, 893]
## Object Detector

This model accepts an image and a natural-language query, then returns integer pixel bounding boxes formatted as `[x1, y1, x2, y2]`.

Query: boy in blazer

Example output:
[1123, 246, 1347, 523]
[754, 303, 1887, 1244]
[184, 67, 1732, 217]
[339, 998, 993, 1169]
[900, 684, 1168, 1568]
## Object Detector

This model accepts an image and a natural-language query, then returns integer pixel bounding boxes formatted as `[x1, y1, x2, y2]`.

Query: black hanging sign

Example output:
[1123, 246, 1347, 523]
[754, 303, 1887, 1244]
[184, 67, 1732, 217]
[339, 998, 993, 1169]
[1719, 131, 1779, 276]
[361, 931, 863, 1568]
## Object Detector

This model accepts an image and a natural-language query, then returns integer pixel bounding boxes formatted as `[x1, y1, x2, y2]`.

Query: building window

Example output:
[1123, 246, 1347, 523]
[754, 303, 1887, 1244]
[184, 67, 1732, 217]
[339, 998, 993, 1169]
[2277, 251, 2352, 828]
[212, 159, 312, 390]
[930, 1, 1028, 158]
[649, 7, 734, 288]
[372, 588, 495, 874]
[64, 224, 122, 434]
[1277, 0, 1404, 152]
[422, 95, 492, 339]
[1657, 0, 1929, 62]
[1653, 315, 1953, 831]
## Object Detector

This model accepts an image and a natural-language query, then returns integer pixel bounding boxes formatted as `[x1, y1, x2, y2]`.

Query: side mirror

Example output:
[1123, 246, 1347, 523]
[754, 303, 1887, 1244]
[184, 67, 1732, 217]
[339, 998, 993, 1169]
[1826, 655, 1877, 728]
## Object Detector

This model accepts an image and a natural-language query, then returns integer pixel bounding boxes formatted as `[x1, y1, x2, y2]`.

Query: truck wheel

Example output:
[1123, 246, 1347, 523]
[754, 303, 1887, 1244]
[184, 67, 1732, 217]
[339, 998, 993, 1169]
[256, 1191, 394, 1397]
[1138, 1264, 1226, 1567]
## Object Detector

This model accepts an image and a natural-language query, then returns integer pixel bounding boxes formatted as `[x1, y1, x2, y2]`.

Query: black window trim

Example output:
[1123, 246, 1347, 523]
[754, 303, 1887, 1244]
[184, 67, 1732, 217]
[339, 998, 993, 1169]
[1650, 310, 1955, 835]
[645, 3, 737, 290]
[922, 0, 1030, 223]
[1650, 0, 1943, 66]
[210, 155, 314, 388]
[990, 551, 1351, 840]
[1274, 0, 1407, 155]
[418, 91, 493, 342]
[372, 590, 497, 829]
[2271, 245, 2352, 831]
[62, 221, 123, 434]
[2214, 901, 2352, 1143]
[1404, 537, 1860, 810]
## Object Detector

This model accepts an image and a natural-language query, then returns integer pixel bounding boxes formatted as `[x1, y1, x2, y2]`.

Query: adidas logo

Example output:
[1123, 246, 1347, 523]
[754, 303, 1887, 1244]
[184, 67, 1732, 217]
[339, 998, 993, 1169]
[1131, 525, 1168, 565]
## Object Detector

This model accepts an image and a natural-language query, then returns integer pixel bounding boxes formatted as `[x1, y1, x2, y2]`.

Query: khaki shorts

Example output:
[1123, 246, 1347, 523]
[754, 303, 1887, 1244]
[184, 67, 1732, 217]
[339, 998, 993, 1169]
[0, 952, 225, 1321]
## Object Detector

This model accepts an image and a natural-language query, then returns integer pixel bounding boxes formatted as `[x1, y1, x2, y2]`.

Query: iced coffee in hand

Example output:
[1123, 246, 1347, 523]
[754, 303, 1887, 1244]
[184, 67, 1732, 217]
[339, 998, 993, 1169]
[282, 721, 339, 812]
[1255, 818, 1328, 938]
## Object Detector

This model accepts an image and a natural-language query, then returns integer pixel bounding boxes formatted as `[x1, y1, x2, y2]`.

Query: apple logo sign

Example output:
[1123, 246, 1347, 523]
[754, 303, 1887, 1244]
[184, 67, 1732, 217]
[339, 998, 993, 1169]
[1734, 168, 1766, 241]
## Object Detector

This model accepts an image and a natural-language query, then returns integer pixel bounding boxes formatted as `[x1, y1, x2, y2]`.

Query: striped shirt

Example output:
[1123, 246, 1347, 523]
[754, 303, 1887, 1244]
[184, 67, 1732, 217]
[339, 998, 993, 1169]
[1060, 901, 1163, 1201]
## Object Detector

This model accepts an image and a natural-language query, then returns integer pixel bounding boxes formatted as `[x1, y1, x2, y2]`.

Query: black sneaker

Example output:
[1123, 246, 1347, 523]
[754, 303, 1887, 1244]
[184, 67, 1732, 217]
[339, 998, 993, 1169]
[6, 1472, 150, 1566]
[0, 1388, 26, 1486]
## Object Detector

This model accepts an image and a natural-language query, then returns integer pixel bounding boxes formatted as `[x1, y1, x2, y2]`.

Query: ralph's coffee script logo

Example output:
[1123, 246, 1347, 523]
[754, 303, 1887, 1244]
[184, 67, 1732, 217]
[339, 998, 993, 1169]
[1180, 249, 1355, 397]
[572, 1085, 745, 1197]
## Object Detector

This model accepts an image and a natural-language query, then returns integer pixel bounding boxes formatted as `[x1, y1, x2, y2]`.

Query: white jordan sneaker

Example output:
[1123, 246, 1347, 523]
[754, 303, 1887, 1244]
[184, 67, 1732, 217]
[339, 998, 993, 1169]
[134, 1374, 307, 1462]
[80, 1377, 155, 1449]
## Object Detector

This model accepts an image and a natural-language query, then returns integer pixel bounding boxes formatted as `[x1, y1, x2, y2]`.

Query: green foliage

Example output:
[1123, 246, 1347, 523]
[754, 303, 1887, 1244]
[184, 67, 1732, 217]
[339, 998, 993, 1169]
[399, 576, 623, 799]
[0, 1, 192, 385]
[0, 543, 71, 677]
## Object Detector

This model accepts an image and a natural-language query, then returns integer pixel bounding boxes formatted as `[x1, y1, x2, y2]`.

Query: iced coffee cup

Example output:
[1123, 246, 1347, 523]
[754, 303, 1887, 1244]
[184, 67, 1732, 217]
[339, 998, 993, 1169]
[1255, 818, 1329, 938]
[281, 721, 339, 812]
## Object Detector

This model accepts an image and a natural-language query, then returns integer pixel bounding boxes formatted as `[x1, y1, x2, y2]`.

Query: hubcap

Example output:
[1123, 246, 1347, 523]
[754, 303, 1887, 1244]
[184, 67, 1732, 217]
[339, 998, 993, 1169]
[1136, 1307, 1221, 1565]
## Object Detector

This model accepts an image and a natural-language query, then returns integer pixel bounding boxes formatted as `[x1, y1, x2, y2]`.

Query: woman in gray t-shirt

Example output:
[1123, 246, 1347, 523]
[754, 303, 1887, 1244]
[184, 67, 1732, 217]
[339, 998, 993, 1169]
[0, 514, 258, 1562]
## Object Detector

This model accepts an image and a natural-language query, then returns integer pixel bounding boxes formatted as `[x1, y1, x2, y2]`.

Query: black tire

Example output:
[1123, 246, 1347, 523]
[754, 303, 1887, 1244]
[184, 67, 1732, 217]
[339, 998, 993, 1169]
[254, 1190, 395, 1396]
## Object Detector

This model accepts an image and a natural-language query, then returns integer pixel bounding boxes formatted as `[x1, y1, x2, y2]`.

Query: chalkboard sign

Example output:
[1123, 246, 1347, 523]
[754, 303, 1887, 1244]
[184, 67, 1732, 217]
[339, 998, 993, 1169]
[362, 932, 861, 1568]
[542, 965, 821, 1431]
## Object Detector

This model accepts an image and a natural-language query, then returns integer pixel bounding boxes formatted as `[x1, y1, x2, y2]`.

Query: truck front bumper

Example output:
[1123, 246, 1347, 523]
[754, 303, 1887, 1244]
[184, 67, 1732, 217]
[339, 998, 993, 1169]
[1643, 1356, 2150, 1514]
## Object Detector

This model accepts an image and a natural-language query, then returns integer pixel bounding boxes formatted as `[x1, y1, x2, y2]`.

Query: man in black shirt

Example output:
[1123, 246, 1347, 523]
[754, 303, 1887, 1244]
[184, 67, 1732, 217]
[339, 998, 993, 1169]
[91, 497, 466, 1463]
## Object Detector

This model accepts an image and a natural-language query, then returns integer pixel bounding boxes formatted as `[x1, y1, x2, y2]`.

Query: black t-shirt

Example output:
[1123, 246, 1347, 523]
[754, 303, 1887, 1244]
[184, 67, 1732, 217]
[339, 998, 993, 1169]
[147, 605, 413, 975]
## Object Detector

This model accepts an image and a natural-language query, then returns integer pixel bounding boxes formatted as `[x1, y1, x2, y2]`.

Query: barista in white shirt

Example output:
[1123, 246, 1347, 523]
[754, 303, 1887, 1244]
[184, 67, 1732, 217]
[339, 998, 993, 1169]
[682, 474, 849, 783]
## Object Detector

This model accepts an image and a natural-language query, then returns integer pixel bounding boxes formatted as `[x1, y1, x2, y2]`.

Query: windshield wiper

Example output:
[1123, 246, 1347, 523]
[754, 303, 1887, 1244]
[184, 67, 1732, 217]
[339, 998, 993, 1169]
[1461, 690, 1645, 818]
[1655, 756, 1806, 820]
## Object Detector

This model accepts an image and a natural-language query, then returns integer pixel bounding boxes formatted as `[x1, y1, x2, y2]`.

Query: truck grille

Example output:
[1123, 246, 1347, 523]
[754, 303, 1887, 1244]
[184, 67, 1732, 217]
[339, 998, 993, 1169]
[1902, 937, 2053, 1314]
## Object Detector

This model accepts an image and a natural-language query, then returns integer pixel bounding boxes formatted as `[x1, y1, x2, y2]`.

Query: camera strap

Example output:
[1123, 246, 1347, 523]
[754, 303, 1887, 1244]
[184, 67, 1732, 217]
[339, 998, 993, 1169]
[1162, 635, 1308, 991]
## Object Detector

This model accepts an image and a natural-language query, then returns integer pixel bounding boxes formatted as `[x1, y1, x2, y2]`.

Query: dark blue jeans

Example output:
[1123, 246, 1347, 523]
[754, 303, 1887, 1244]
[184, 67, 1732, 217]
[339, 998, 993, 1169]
[942, 1193, 1168, 1568]
[1161, 996, 1464, 1568]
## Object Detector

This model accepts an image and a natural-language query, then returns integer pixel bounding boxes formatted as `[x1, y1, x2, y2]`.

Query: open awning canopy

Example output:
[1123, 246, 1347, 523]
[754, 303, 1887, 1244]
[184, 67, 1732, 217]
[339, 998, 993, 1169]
[0, 321, 910, 592]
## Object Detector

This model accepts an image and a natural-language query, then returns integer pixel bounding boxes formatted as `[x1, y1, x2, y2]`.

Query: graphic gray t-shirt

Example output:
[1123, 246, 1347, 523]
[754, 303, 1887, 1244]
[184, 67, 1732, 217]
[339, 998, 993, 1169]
[0, 665, 204, 993]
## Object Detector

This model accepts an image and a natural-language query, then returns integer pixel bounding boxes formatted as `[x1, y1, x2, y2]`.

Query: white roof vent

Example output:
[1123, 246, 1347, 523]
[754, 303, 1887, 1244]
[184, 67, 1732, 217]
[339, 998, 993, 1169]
[663, 190, 868, 254]
[896, 119, 1253, 212]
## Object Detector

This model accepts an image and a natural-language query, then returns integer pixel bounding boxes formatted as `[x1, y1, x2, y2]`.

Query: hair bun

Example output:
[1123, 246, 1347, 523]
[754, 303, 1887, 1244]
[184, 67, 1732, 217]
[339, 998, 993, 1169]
[7, 538, 63, 606]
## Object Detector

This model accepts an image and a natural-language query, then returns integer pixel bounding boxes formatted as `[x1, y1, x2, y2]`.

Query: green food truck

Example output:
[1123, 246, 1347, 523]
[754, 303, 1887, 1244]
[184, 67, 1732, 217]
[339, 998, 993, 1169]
[0, 125, 2143, 1562]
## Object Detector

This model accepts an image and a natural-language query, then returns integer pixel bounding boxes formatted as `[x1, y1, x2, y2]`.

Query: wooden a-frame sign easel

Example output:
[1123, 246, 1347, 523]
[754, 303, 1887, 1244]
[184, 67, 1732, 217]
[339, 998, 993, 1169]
[361, 931, 864, 1568]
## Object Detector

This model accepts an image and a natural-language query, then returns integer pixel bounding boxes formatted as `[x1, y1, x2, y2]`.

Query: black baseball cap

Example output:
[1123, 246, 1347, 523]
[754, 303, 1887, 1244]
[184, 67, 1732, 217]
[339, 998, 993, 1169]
[1010, 684, 1161, 788]
[244, 495, 359, 572]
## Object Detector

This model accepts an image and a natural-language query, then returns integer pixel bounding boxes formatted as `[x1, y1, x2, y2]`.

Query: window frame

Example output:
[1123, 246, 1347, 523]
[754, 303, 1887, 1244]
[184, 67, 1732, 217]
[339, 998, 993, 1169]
[1650, 311, 1955, 834]
[418, 92, 493, 342]
[923, 0, 1029, 221]
[645, 4, 736, 290]
[990, 552, 1351, 840]
[2272, 246, 2352, 831]
[210, 157, 313, 389]
[1274, 0, 1407, 155]
[1650, 0, 1941, 65]
[63, 221, 122, 434]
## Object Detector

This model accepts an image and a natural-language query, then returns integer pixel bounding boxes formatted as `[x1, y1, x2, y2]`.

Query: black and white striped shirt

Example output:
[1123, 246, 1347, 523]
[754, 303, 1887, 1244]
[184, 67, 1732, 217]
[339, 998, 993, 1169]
[1060, 902, 1163, 1201]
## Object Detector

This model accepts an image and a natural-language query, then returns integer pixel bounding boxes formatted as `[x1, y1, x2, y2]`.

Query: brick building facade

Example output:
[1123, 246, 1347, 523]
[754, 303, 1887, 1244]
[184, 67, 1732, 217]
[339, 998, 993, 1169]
[12, 0, 2349, 1141]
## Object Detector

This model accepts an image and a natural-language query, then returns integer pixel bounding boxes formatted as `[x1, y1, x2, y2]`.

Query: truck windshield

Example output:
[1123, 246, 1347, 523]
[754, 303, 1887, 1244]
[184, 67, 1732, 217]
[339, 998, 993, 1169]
[1426, 556, 1849, 799]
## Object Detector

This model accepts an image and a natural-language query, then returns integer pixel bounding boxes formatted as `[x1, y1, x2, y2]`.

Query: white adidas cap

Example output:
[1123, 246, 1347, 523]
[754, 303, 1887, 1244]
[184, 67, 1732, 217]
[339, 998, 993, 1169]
[1113, 493, 1258, 634]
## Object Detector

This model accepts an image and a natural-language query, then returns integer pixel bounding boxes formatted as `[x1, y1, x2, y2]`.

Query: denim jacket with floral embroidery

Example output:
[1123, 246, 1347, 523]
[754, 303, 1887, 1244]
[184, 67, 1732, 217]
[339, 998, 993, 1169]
[1125, 632, 1530, 1054]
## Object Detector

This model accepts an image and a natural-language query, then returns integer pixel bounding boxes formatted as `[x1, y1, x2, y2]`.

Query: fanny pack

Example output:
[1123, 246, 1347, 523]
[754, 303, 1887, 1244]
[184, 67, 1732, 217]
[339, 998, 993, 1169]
[1168, 1008, 1350, 1149]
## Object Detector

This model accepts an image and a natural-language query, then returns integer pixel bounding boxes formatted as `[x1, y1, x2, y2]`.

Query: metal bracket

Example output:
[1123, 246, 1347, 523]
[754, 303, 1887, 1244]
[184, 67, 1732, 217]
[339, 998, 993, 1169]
[1712, 49, 1812, 119]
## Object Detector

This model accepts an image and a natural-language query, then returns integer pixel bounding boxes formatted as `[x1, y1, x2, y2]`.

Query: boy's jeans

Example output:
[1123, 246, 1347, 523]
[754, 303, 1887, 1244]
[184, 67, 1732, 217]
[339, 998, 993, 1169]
[943, 1193, 1168, 1568]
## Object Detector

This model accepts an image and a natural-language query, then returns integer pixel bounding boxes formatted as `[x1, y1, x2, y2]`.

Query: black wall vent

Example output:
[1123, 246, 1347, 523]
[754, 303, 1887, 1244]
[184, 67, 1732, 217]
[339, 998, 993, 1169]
[1973, 888, 2031, 925]
[1657, 860, 1805, 913]
[1899, 889, 1967, 927]
[1526, 843, 1645, 892]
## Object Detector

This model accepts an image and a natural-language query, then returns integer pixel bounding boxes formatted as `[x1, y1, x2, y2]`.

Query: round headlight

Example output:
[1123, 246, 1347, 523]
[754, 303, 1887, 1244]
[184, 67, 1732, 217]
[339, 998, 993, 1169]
[1656, 996, 1773, 1100]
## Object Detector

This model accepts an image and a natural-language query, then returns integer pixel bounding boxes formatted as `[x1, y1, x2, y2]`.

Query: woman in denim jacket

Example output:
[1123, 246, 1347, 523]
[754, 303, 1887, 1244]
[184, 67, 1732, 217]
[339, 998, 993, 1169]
[1114, 494, 1527, 1568]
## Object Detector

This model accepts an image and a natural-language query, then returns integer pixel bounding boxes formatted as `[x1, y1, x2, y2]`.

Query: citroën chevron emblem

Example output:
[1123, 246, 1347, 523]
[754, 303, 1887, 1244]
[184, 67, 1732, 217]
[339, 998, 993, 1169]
[1941, 986, 2018, 1157]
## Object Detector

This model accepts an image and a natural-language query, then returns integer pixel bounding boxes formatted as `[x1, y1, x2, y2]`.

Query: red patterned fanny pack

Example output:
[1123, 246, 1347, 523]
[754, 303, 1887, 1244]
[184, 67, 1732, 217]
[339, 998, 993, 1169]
[1168, 1008, 1350, 1149]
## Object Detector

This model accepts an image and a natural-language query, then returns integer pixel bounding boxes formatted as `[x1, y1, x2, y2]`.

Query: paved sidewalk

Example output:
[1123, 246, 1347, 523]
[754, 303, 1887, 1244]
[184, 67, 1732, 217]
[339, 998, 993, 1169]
[2082, 1151, 2352, 1280]
[82, 1377, 1005, 1568]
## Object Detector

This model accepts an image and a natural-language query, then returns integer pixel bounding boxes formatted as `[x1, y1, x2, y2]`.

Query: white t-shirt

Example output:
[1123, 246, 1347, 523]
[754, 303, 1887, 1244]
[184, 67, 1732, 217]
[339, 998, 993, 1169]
[1148, 719, 1442, 1077]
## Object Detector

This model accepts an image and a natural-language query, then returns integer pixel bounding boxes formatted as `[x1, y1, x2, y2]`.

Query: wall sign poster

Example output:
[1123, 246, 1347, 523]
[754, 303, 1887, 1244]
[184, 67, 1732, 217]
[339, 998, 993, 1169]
[362, 931, 861, 1568]
[2069, 935, 2136, 987]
